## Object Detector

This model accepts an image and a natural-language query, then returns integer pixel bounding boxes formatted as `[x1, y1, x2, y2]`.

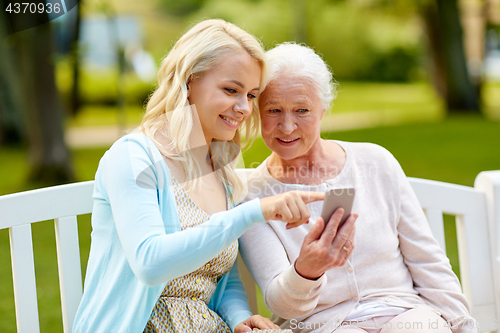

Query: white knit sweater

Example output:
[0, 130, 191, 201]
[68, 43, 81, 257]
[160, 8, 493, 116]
[239, 141, 477, 333]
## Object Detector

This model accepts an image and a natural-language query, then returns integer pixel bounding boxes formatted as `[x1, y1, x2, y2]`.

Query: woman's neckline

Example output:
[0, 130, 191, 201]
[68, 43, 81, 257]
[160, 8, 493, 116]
[262, 140, 351, 188]
[136, 133, 231, 213]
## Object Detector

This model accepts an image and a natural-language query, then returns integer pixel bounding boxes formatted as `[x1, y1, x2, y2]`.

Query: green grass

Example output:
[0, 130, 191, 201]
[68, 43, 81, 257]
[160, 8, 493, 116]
[0, 145, 31, 195]
[0, 147, 109, 196]
[1, 115, 499, 332]
[72, 148, 111, 182]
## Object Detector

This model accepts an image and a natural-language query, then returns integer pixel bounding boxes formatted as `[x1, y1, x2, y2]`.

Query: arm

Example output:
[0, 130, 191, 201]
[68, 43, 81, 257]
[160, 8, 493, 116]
[214, 261, 281, 332]
[239, 222, 327, 319]
[216, 261, 253, 331]
[392, 155, 477, 333]
[100, 136, 266, 286]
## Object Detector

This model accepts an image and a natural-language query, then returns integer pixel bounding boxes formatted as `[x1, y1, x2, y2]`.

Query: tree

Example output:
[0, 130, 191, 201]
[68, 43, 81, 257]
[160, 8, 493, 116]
[421, 0, 481, 113]
[1, 0, 75, 185]
[351, 0, 482, 114]
[69, 4, 82, 115]
[0, 1, 24, 144]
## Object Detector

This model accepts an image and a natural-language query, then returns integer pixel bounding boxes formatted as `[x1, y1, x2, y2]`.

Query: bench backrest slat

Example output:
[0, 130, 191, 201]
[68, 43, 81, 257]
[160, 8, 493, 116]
[9, 224, 41, 333]
[423, 208, 446, 252]
[54, 216, 83, 333]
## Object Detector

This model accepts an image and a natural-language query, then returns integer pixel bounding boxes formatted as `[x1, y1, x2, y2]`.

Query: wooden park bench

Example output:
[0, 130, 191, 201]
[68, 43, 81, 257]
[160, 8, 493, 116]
[1, 169, 500, 333]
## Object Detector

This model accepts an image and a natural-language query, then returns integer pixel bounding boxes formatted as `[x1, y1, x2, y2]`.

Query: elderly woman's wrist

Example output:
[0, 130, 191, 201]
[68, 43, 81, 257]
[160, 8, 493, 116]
[294, 260, 323, 280]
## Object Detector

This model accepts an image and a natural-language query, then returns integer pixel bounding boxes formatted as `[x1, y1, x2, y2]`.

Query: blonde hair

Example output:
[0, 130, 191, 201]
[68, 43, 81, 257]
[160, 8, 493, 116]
[138, 19, 267, 202]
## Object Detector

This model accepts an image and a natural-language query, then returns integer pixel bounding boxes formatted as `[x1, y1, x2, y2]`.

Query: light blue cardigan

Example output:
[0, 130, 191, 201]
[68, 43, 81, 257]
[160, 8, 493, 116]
[73, 133, 266, 333]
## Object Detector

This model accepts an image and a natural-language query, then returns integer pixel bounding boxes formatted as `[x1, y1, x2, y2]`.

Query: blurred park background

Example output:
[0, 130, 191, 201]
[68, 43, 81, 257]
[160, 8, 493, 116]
[1, 0, 500, 331]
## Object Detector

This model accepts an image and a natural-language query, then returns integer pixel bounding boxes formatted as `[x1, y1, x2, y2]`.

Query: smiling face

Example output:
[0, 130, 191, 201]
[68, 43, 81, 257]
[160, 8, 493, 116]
[188, 50, 262, 144]
[259, 76, 325, 161]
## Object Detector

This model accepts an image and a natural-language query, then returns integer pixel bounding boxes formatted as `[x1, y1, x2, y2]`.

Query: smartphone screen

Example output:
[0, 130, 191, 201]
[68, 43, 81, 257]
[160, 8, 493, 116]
[320, 187, 355, 229]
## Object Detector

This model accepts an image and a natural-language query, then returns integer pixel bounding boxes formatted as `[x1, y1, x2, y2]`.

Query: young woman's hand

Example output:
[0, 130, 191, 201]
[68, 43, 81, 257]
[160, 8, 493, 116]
[234, 314, 280, 332]
[260, 190, 325, 228]
[294, 208, 357, 280]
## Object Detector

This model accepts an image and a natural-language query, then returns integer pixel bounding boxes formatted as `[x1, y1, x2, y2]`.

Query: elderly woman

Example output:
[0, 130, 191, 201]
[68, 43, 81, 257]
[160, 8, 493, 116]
[239, 43, 476, 333]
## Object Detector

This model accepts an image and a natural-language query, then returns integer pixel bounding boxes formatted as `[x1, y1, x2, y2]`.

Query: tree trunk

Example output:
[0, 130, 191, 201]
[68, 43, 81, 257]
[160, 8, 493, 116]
[69, 4, 82, 115]
[422, 0, 481, 113]
[10, 1, 75, 185]
[0, 2, 25, 144]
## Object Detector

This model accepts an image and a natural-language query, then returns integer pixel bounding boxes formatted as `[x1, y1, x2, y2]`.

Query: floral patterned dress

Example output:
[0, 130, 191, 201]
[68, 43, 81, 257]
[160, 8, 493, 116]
[143, 177, 237, 333]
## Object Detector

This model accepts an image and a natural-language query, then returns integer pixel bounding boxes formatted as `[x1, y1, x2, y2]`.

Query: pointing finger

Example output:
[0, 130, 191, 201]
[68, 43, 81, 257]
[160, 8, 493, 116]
[299, 191, 325, 204]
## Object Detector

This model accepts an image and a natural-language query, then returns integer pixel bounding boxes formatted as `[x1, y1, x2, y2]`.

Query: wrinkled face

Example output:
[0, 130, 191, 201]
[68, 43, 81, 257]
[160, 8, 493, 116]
[259, 76, 325, 161]
[188, 51, 261, 144]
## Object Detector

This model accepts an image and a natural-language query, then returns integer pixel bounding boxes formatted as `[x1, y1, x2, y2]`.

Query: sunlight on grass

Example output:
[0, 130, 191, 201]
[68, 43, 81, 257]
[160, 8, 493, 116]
[332, 81, 444, 115]
[483, 81, 500, 120]
[67, 105, 144, 128]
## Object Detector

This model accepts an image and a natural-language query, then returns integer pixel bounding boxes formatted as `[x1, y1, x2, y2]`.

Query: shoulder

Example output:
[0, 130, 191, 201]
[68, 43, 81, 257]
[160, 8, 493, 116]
[108, 133, 157, 154]
[96, 133, 171, 184]
[337, 141, 408, 193]
[101, 133, 163, 165]
[339, 140, 394, 158]
[337, 140, 400, 168]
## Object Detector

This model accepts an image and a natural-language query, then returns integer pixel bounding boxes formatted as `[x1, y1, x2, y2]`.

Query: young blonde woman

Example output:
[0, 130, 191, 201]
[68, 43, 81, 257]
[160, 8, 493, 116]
[72, 20, 324, 333]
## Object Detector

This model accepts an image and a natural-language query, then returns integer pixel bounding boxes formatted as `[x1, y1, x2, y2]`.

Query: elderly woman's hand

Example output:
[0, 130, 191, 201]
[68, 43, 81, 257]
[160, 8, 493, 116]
[234, 314, 280, 332]
[260, 190, 325, 228]
[294, 208, 357, 280]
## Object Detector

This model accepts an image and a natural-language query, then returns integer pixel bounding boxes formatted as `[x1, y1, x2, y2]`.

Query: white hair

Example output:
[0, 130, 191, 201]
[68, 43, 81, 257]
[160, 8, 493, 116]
[265, 43, 338, 110]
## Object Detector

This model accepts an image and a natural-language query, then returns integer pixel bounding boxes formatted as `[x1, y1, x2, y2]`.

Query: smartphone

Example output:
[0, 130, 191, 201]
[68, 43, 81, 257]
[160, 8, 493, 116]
[320, 187, 355, 229]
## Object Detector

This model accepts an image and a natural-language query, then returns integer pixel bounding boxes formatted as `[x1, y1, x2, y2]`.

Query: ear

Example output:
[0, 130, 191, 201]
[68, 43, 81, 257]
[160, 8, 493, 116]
[186, 74, 193, 98]
[320, 108, 326, 120]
